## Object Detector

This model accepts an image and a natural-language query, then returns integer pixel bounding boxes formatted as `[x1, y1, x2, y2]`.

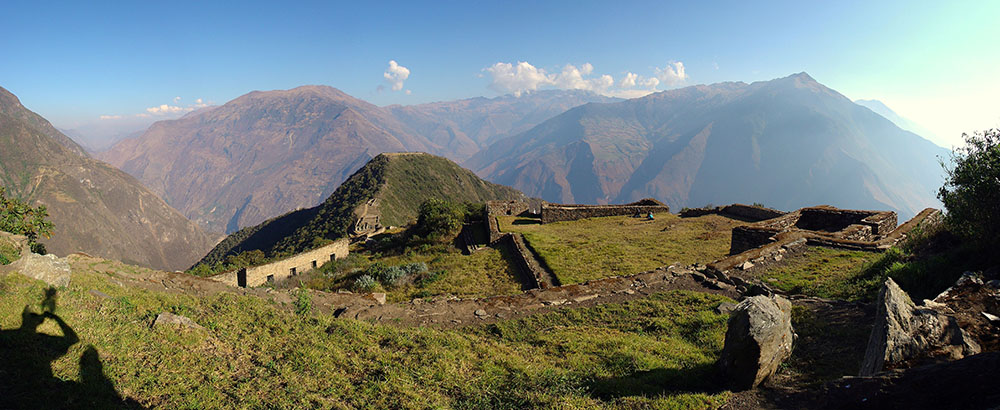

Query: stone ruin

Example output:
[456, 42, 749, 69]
[708, 206, 941, 275]
[729, 206, 897, 255]
[210, 238, 350, 288]
[540, 198, 671, 224]
[352, 198, 384, 236]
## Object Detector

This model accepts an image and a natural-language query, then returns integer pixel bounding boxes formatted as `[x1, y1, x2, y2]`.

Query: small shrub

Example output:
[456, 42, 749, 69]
[401, 262, 428, 276]
[378, 266, 408, 288]
[293, 289, 312, 316]
[416, 270, 446, 288]
[353, 274, 377, 292]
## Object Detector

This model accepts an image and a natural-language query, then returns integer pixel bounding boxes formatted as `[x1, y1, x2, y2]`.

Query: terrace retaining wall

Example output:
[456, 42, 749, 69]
[211, 238, 349, 287]
[541, 199, 670, 224]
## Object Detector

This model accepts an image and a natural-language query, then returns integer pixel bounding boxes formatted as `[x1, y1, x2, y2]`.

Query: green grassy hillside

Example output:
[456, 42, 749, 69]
[195, 153, 523, 272]
[1, 259, 732, 409]
[498, 213, 743, 284]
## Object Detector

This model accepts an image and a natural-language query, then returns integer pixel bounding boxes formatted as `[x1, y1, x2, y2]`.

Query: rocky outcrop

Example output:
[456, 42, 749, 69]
[717, 294, 795, 390]
[859, 278, 981, 376]
[824, 352, 1000, 410]
[7, 252, 72, 287]
[152, 312, 205, 331]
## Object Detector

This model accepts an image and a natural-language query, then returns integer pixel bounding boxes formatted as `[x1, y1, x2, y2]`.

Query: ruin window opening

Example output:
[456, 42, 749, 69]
[289, 267, 296, 276]
[311, 260, 317, 269]
[266, 274, 274, 282]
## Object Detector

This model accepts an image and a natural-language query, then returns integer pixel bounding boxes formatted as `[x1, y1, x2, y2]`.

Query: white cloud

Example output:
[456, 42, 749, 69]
[146, 104, 191, 115]
[654, 62, 688, 86]
[552, 63, 614, 94]
[484, 60, 686, 98]
[483, 61, 553, 97]
[619, 72, 660, 90]
[100, 97, 211, 121]
[383, 60, 410, 92]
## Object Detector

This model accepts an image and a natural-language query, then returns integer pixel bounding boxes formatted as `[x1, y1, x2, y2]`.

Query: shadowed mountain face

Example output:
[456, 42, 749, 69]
[100, 86, 610, 234]
[467, 73, 950, 220]
[0, 86, 217, 271]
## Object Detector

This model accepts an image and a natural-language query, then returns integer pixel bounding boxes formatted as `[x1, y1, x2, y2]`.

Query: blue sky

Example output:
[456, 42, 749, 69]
[3, 0, 998, 148]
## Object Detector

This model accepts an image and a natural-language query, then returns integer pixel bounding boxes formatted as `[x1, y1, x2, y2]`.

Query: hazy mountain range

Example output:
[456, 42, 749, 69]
[80, 73, 949, 244]
[854, 99, 943, 148]
[467, 73, 949, 220]
[99, 87, 614, 233]
[0, 86, 218, 270]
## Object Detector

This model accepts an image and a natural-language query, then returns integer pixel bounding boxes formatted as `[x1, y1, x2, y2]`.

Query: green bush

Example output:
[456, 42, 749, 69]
[401, 262, 428, 275]
[416, 198, 465, 239]
[352, 274, 377, 292]
[415, 270, 446, 288]
[0, 187, 54, 253]
[939, 129, 1000, 248]
[377, 266, 407, 288]
[293, 289, 312, 316]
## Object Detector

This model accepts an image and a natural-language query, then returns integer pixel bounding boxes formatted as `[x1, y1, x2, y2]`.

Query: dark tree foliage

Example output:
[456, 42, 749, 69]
[0, 187, 54, 254]
[938, 129, 1000, 248]
[415, 199, 484, 239]
[416, 198, 466, 239]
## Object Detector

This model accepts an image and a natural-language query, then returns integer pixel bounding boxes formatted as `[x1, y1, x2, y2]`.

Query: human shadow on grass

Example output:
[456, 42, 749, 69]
[0, 287, 144, 409]
[587, 363, 724, 400]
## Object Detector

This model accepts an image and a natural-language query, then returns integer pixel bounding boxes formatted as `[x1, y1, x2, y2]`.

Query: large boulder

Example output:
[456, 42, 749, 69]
[8, 252, 72, 287]
[859, 278, 980, 377]
[717, 294, 795, 390]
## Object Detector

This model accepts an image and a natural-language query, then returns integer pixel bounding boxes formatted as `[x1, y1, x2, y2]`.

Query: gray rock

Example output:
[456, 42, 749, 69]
[985, 279, 1000, 289]
[474, 309, 488, 317]
[717, 295, 795, 390]
[88, 289, 111, 300]
[703, 279, 724, 290]
[9, 253, 71, 287]
[955, 271, 983, 287]
[859, 279, 981, 377]
[715, 302, 737, 315]
[691, 272, 707, 282]
[731, 276, 749, 288]
[739, 261, 755, 270]
[370, 292, 386, 305]
[746, 284, 774, 297]
[152, 312, 205, 331]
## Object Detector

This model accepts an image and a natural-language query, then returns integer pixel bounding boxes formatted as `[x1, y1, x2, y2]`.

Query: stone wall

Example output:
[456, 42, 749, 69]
[680, 204, 786, 222]
[794, 207, 897, 236]
[720, 204, 786, 221]
[486, 200, 530, 217]
[493, 232, 556, 289]
[730, 226, 781, 255]
[211, 238, 349, 287]
[728, 207, 897, 255]
[541, 199, 670, 224]
[710, 208, 937, 274]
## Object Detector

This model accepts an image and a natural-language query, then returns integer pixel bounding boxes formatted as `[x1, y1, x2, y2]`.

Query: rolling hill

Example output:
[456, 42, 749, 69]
[466, 73, 950, 219]
[196, 152, 524, 267]
[0, 86, 218, 270]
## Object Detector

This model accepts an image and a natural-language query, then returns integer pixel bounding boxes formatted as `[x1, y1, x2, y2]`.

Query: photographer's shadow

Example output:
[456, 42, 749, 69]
[0, 287, 143, 409]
